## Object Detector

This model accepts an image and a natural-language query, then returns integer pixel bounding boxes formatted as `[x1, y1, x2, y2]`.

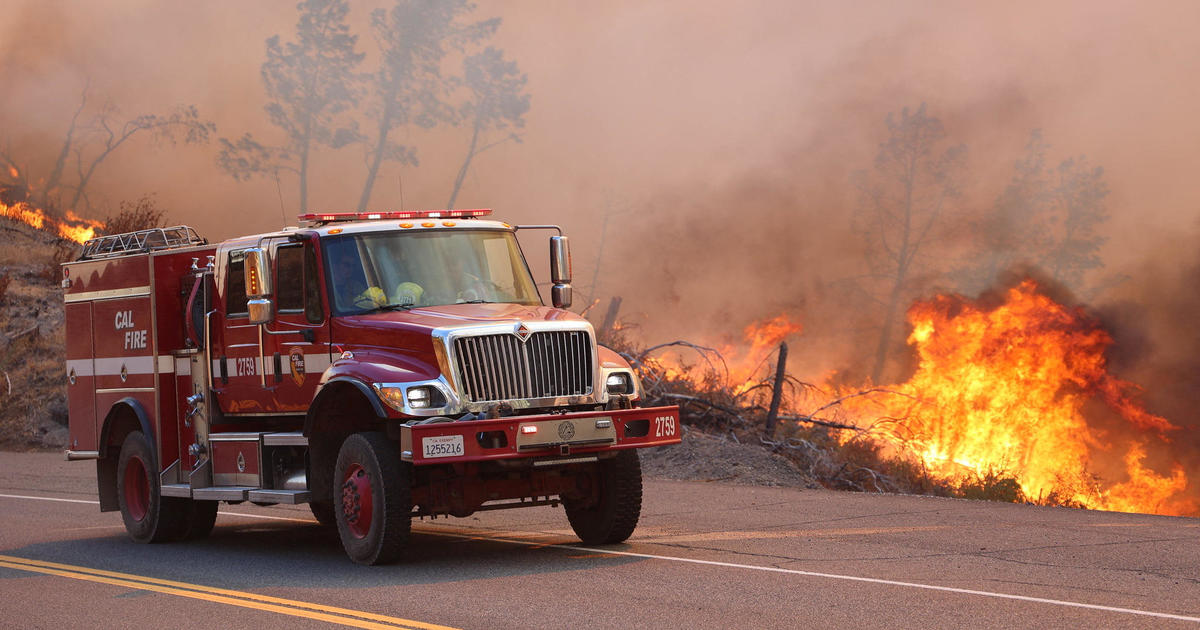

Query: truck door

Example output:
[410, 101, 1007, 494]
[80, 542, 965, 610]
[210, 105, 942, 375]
[211, 248, 269, 415]
[260, 240, 329, 412]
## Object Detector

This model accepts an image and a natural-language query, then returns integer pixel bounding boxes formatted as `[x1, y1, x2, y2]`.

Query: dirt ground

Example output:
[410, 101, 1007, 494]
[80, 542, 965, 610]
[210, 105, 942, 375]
[639, 424, 818, 487]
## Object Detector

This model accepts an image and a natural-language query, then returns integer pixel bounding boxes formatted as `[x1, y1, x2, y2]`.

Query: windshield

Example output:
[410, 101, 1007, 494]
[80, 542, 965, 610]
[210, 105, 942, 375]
[323, 229, 541, 314]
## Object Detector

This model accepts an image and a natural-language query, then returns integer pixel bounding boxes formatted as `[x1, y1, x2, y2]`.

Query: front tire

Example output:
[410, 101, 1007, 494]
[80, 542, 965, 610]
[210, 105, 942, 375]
[334, 432, 411, 565]
[117, 431, 190, 543]
[564, 449, 643, 545]
[309, 500, 336, 527]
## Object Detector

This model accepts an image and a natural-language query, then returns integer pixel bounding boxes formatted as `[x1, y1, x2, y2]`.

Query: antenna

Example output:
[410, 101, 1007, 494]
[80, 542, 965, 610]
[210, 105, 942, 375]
[398, 171, 404, 212]
[274, 172, 287, 227]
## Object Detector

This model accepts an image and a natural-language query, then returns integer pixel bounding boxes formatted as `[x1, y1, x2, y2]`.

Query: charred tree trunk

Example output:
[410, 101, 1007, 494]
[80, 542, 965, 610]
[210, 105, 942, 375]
[298, 140, 310, 215]
[764, 342, 788, 438]
[46, 88, 88, 205]
[446, 123, 481, 210]
[599, 296, 622, 340]
[357, 107, 394, 212]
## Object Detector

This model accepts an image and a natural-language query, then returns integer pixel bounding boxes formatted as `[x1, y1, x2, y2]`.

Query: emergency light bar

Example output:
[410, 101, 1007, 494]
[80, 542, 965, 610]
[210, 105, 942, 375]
[299, 209, 492, 223]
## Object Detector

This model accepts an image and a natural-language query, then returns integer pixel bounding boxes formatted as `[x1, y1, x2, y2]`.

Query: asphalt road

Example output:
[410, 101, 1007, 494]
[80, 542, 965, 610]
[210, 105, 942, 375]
[2, 451, 1199, 629]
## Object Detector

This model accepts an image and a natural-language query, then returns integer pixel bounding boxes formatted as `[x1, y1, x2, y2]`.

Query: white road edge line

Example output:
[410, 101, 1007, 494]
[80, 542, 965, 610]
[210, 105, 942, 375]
[5, 492, 1197, 623]
[0, 494, 313, 523]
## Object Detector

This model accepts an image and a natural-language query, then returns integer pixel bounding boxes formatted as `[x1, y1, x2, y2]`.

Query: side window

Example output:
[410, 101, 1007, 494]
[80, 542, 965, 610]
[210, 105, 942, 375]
[304, 244, 324, 324]
[226, 250, 248, 317]
[276, 243, 324, 324]
[276, 245, 304, 312]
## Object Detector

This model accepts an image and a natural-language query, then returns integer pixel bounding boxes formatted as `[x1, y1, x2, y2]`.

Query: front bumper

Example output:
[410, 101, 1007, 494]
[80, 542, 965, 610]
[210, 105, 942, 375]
[399, 405, 681, 466]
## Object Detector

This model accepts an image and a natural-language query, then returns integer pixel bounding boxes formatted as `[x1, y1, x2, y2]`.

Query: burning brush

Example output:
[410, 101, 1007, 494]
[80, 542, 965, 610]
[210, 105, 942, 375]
[848, 279, 1192, 516]
[0, 201, 104, 244]
[628, 279, 1194, 517]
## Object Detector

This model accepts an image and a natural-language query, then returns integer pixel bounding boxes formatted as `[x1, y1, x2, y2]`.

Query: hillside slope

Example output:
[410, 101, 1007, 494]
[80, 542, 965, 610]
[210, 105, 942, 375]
[0, 216, 71, 449]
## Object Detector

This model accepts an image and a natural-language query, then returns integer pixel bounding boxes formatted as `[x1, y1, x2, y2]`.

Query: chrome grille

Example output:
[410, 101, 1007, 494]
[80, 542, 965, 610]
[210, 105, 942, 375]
[453, 330, 594, 403]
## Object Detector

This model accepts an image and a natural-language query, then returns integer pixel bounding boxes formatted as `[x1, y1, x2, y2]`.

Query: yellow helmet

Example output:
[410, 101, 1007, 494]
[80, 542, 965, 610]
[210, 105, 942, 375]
[392, 282, 424, 306]
[353, 286, 387, 309]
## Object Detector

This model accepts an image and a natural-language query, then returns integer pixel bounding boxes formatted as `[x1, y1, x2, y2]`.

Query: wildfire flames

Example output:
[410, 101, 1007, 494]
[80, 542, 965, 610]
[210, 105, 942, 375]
[646, 279, 1193, 517]
[0, 201, 103, 244]
[858, 280, 1193, 516]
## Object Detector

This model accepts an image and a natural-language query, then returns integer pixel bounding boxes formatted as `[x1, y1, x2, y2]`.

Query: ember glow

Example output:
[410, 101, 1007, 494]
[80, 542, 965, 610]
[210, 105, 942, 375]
[855, 280, 1194, 516]
[0, 201, 102, 244]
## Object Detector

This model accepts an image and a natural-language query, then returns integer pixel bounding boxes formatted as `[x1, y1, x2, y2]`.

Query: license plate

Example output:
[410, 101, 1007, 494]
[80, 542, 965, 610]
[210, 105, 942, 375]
[422, 435, 464, 459]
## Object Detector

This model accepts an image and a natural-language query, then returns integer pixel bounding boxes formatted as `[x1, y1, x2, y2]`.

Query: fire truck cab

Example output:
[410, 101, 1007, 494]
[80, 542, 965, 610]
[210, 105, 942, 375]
[62, 210, 680, 564]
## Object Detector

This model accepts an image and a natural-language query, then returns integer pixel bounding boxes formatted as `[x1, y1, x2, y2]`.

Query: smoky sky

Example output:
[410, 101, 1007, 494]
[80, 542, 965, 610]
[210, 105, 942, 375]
[4, 1, 1200, 376]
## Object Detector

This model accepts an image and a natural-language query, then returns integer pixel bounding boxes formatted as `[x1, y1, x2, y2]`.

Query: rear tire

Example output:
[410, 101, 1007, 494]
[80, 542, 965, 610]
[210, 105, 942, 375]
[117, 431, 189, 543]
[334, 432, 411, 565]
[564, 450, 643, 545]
[181, 500, 219, 540]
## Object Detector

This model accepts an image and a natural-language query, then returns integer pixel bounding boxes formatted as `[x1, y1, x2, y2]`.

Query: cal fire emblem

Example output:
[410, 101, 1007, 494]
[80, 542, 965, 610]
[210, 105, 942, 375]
[289, 347, 306, 387]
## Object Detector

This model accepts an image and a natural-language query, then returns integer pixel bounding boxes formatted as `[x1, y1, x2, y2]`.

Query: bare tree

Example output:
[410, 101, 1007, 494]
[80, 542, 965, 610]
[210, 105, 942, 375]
[957, 130, 1109, 293]
[1044, 154, 1109, 287]
[356, 0, 498, 211]
[445, 46, 530, 209]
[0, 86, 212, 213]
[69, 104, 213, 211]
[853, 104, 966, 384]
[218, 0, 363, 213]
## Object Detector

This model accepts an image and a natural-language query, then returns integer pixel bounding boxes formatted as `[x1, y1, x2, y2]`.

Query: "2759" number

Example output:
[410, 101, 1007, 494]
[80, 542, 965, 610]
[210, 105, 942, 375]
[654, 415, 676, 437]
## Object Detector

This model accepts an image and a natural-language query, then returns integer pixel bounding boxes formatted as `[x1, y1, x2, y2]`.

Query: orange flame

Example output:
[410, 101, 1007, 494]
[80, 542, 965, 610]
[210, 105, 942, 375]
[849, 280, 1193, 516]
[642, 313, 801, 394]
[7, 165, 18, 179]
[0, 201, 102, 244]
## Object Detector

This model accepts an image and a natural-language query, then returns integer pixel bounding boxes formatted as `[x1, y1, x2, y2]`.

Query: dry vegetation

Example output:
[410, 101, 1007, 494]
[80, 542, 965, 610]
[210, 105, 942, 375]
[101, 195, 167, 235]
[604, 325, 1029, 502]
[0, 216, 72, 450]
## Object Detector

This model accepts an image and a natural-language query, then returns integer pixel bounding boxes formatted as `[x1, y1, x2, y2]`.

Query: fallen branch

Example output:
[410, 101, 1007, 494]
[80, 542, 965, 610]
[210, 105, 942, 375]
[777, 413, 863, 432]
[659, 392, 750, 424]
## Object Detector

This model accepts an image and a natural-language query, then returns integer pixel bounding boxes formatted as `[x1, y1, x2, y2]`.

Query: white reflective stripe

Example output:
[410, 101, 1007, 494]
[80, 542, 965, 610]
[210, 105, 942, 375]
[213, 356, 265, 377]
[305, 353, 332, 373]
[281, 352, 332, 375]
[63, 285, 152, 303]
[213, 353, 330, 378]
[94, 356, 154, 375]
[74, 353, 328, 379]
[65, 359, 93, 377]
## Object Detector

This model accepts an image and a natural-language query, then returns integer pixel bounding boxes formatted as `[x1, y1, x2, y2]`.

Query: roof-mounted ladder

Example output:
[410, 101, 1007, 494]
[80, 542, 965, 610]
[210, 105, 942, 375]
[79, 226, 207, 260]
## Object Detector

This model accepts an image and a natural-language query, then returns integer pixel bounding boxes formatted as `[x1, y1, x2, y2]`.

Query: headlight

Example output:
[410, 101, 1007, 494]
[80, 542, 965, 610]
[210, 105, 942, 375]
[606, 372, 634, 395]
[408, 387, 432, 408]
[376, 385, 445, 412]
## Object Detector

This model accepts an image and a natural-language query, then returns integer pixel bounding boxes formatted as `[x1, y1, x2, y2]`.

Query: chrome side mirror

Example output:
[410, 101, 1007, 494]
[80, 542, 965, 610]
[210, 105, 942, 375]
[243, 247, 274, 324]
[550, 236, 572, 309]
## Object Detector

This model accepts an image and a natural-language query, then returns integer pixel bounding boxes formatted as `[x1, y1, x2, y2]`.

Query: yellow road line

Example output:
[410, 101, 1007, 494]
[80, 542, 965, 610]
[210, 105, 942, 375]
[0, 555, 456, 630]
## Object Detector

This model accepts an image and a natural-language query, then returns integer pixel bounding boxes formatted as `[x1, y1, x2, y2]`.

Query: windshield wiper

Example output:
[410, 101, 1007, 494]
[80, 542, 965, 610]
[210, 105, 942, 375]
[367, 302, 416, 313]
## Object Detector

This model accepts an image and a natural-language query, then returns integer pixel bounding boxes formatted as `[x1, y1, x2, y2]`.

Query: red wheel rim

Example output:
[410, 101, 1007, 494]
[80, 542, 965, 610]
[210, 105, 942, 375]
[123, 455, 150, 521]
[340, 463, 374, 539]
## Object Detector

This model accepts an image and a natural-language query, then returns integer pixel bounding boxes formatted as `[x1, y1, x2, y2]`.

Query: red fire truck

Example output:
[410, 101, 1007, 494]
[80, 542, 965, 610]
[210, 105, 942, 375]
[62, 210, 680, 564]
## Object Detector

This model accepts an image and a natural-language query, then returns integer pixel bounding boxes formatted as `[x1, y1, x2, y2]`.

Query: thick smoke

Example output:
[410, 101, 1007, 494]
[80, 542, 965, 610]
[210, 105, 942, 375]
[1099, 224, 1200, 494]
[2, 1, 1200, 376]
